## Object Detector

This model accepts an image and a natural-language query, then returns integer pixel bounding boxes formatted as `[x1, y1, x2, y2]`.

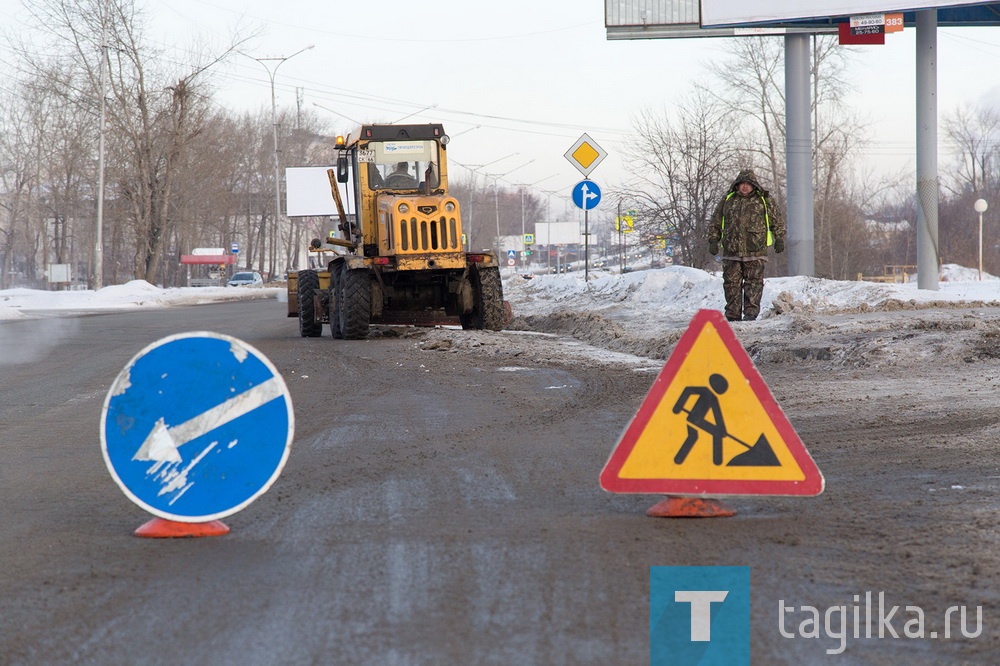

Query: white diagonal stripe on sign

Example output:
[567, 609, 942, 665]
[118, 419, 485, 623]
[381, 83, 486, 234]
[166, 377, 284, 448]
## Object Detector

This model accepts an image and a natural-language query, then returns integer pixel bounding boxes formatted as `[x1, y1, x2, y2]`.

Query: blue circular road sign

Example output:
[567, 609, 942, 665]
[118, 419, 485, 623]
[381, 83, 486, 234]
[572, 180, 602, 211]
[101, 332, 294, 523]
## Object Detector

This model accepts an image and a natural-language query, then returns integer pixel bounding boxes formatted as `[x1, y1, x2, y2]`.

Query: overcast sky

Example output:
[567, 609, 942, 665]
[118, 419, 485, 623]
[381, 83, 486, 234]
[3, 0, 999, 212]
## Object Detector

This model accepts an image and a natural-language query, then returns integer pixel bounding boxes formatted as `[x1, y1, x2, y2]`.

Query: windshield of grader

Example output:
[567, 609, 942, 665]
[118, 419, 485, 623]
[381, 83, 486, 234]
[362, 139, 441, 192]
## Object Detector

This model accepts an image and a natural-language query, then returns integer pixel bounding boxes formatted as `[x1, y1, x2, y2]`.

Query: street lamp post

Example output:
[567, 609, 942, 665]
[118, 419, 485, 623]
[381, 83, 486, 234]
[537, 188, 566, 272]
[250, 45, 314, 278]
[94, 8, 109, 289]
[453, 154, 518, 251]
[516, 175, 556, 269]
[486, 159, 534, 261]
[975, 198, 989, 280]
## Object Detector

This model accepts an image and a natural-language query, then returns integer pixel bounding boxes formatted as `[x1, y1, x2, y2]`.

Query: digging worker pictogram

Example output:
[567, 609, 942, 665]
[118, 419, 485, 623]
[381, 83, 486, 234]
[672, 373, 730, 466]
[671, 372, 782, 468]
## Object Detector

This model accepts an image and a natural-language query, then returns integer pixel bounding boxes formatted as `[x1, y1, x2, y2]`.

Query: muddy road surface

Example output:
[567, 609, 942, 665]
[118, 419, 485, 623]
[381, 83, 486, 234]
[1, 299, 998, 664]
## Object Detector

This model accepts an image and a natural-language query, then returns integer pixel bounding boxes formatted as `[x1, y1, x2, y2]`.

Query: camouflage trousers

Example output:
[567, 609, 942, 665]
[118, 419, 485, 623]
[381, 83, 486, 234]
[722, 258, 766, 321]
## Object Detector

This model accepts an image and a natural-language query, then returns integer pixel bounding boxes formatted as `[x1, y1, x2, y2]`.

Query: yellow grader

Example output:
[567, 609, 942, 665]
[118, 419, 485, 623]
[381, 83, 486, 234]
[286, 123, 506, 338]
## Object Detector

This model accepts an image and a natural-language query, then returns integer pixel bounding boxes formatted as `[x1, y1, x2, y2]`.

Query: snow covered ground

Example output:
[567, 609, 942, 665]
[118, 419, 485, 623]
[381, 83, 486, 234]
[1, 264, 995, 324]
[495, 264, 1000, 367]
[4, 264, 996, 370]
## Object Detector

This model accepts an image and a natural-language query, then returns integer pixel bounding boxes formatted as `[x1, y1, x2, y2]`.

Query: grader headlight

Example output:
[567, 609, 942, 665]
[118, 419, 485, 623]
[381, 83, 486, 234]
[399, 203, 410, 214]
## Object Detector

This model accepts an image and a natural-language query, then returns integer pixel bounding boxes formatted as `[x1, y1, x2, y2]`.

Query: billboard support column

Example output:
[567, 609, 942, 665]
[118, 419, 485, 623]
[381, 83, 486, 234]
[916, 10, 940, 290]
[785, 33, 814, 277]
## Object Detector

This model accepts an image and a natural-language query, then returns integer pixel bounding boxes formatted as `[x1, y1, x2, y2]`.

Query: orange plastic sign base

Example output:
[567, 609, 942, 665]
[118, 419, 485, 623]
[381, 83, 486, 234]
[646, 496, 736, 518]
[134, 517, 231, 538]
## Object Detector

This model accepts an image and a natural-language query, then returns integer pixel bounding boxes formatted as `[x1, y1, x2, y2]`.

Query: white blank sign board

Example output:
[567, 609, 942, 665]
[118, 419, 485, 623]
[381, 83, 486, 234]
[286, 166, 353, 217]
[700, 0, 989, 26]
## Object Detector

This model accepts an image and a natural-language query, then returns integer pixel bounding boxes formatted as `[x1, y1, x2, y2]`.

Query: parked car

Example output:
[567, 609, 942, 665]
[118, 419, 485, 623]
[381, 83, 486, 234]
[228, 271, 263, 287]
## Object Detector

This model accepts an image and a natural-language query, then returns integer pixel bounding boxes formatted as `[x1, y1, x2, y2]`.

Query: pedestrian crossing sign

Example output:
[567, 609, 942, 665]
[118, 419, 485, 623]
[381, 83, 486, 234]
[600, 309, 823, 496]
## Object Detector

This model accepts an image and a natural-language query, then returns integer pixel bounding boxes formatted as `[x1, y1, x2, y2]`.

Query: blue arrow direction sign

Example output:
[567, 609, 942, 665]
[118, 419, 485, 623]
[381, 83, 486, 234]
[572, 180, 602, 211]
[101, 332, 294, 523]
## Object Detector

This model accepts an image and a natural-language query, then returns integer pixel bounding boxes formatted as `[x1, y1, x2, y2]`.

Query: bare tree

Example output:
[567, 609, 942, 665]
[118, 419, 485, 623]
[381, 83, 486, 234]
[706, 37, 787, 193]
[939, 104, 1000, 275]
[14, 0, 255, 285]
[942, 104, 1000, 197]
[0, 81, 42, 288]
[616, 90, 739, 269]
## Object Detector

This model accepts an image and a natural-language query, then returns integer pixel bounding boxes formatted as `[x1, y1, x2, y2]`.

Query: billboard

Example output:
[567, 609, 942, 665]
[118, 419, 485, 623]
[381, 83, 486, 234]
[606, 0, 837, 39]
[286, 166, 353, 218]
[535, 222, 584, 245]
[700, 0, 993, 27]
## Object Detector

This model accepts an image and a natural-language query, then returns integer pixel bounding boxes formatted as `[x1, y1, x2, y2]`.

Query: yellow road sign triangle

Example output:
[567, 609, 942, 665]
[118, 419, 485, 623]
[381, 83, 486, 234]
[600, 309, 824, 496]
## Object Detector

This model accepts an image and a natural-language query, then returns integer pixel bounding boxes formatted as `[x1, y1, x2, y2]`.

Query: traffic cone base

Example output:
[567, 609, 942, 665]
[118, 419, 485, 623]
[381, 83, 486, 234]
[134, 517, 231, 538]
[646, 496, 736, 518]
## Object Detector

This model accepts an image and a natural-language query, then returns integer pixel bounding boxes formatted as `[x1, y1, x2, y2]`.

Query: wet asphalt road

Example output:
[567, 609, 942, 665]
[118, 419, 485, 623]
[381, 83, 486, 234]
[2, 299, 998, 664]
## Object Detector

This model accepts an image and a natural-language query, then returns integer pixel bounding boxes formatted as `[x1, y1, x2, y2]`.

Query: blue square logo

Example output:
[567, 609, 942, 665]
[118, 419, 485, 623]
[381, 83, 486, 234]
[650, 566, 750, 666]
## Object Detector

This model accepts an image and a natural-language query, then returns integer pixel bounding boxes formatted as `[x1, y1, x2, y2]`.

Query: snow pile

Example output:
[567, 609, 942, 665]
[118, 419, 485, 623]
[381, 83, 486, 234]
[503, 263, 1000, 323]
[0, 265, 996, 329]
[0, 280, 282, 321]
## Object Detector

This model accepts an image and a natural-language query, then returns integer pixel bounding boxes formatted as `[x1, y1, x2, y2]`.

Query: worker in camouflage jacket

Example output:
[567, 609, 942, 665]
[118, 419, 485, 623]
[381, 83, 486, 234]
[707, 169, 786, 321]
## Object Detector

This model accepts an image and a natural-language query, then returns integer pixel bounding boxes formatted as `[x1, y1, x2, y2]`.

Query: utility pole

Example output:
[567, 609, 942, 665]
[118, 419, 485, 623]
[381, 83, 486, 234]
[249, 45, 314, 279]
[94, 2, 109, 289]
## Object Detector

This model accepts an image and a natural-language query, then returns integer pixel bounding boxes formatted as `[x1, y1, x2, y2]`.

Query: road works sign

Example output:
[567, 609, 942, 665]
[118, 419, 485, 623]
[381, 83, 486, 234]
[600, 309, 823, 496]
[101, 332, 294, 522]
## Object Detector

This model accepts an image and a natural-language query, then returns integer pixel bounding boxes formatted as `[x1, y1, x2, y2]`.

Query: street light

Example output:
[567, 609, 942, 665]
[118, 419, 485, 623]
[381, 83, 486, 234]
[486, 160, 534, 259]
[249, 44, 314, 276]
[538, 187, 569, 272]
[515, 175, 557, 269]
[94, 8, 109, 289]
[975, 198, 989, 280]
[453, 154, 518, 251]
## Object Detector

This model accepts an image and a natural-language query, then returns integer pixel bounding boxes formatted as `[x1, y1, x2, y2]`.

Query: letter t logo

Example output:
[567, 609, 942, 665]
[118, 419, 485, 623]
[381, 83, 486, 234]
[675, 590, 729, 641]
[650, 566, 749, 665]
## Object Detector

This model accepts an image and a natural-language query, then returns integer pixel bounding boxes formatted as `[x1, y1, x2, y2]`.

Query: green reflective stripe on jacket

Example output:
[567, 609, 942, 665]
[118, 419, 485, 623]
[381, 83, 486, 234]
[721, 192, 774, 246]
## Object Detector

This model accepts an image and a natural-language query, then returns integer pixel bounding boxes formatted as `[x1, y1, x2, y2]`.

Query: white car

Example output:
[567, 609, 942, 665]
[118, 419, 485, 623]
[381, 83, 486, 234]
[228, 271, 263, 287]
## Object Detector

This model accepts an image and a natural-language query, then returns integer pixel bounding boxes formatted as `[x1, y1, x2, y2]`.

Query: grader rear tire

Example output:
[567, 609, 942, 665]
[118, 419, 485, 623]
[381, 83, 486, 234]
[460, 265, 505, 331]
[297, 269, 322, 337]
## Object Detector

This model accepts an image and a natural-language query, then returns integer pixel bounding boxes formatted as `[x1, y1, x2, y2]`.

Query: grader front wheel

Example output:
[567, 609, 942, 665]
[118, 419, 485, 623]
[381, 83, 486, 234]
[339, 265, 372, 340]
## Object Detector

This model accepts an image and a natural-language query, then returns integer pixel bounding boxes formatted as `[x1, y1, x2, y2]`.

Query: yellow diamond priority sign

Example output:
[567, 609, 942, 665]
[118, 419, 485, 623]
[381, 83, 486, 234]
[564, 133, 607, 178]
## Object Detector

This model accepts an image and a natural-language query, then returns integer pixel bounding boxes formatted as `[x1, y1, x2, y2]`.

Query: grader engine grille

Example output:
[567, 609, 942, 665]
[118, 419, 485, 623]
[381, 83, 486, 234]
[398, 215, 461, 253]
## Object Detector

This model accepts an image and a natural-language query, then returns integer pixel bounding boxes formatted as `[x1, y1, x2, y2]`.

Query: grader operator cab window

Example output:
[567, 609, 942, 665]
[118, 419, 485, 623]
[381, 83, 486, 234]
[363, 139, 440, 192]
